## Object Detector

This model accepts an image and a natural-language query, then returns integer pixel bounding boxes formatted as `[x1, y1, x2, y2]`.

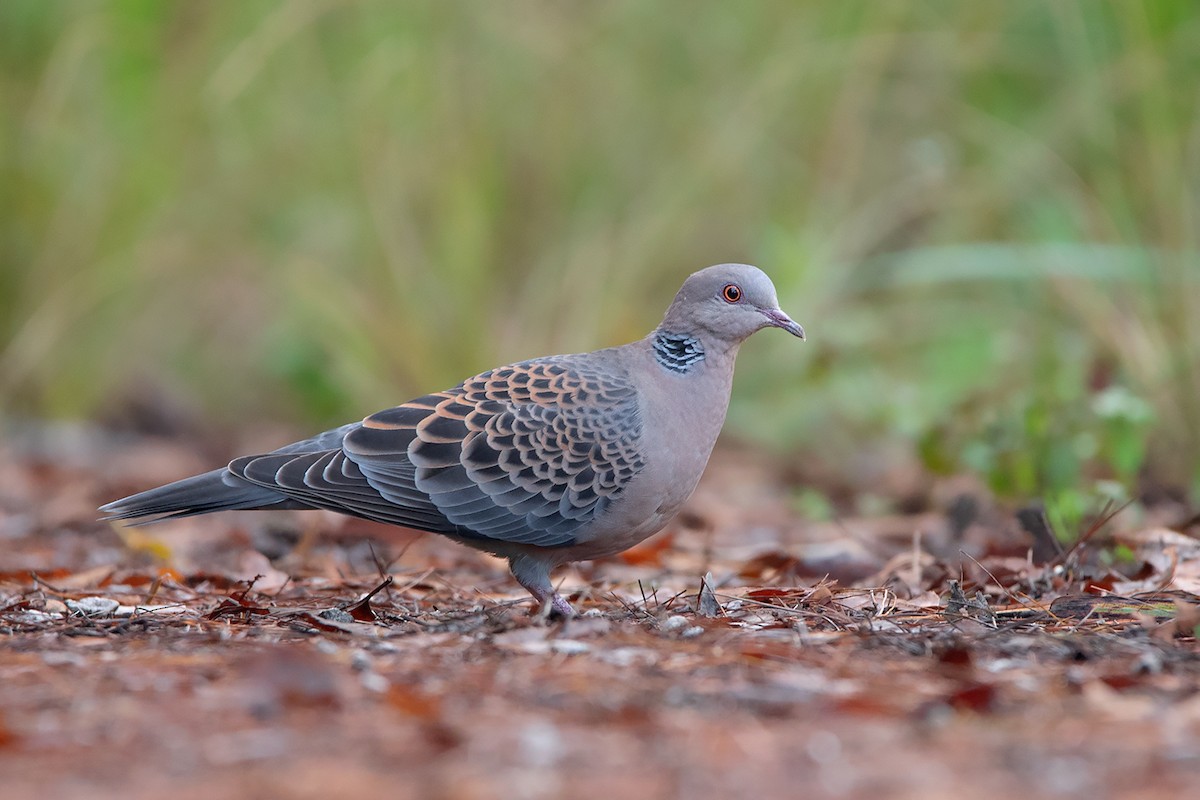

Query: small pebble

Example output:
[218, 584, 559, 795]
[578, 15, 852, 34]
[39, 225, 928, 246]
[549, 639, 590, 655]
[519, 722, 564, 767]
[41, 651, 86, 667]
[360, 672, 390, 693]
[661, 615, 691, 632]
[65, 597, 119, 618]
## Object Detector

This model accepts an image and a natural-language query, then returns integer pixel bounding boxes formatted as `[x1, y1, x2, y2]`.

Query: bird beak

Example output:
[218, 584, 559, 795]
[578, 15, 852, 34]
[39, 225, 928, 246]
[759, 308, 805, 340]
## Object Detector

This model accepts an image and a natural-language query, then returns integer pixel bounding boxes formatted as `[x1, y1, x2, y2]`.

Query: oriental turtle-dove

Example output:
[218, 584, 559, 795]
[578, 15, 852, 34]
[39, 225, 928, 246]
[101, 264, 804, 615]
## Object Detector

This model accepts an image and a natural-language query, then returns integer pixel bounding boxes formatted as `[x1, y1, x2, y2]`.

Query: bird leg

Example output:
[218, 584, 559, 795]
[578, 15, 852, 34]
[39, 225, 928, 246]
[548, 592, 575, 619]
[509, 555, 575, 618]
[524, 583, 575, 619]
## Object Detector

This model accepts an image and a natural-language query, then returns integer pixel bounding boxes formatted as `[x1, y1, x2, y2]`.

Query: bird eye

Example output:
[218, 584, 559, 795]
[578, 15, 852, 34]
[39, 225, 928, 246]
[721, 284, 742, 303]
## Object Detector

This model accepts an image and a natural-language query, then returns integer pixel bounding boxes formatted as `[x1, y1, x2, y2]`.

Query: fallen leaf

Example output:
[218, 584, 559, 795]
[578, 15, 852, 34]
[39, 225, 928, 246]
[696, 572, 721, 617]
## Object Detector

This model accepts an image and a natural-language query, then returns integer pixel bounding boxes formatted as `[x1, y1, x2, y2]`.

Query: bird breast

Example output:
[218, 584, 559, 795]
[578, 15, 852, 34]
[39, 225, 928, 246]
[566, 346, 736, 557]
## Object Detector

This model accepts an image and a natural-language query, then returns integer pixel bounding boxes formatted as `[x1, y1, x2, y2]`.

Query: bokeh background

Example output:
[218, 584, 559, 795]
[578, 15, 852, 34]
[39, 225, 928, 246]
[3, 1, 1199, 524]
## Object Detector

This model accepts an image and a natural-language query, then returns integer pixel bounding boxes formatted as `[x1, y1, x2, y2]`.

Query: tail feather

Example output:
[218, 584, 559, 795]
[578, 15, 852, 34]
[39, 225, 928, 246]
[99, 468, 308, 526]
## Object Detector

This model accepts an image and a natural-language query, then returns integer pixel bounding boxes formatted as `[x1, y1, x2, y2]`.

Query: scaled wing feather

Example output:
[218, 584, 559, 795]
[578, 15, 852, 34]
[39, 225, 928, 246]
[229, 355, 645, 549]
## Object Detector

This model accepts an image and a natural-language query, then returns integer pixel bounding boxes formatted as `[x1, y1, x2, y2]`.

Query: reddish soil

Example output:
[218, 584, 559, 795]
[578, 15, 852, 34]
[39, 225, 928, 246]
[2, 425, 1198, 799]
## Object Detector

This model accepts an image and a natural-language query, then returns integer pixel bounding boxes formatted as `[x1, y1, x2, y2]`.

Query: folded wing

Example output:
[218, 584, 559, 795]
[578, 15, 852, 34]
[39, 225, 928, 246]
[230, 356, 645, 548]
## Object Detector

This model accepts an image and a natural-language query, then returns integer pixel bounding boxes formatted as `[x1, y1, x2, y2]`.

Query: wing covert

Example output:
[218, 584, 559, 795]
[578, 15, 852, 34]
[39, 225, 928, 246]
[343, 356, 645, 547]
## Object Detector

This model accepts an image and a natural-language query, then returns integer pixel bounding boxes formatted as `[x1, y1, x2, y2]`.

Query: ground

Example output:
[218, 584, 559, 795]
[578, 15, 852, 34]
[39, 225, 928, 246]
[1, 423, 1199, 799]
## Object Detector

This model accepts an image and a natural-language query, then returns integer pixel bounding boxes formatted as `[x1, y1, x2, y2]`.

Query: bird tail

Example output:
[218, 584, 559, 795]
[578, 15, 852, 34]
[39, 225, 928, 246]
[99, 468, 305, 525]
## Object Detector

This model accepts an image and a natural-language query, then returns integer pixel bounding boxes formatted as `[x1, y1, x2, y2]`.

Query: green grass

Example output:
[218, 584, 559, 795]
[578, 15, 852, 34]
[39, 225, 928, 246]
[2, 1, 1199, 499]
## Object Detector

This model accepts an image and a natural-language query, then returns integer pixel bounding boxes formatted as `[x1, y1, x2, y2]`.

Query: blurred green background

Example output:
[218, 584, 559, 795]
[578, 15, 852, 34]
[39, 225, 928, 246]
[3, 1, 1199, 510]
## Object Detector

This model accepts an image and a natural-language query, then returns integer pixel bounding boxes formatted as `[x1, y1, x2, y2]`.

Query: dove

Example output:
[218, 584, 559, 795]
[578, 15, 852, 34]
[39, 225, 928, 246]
[100, 263, 804, 616]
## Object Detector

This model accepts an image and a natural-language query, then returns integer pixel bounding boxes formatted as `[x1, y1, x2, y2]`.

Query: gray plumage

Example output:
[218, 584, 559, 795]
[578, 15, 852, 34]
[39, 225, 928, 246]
[100, 263, 804, 615]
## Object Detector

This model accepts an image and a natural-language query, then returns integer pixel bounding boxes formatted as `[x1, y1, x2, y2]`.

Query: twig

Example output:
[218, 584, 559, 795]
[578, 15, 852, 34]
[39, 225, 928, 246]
[959, 550, 1053, 617]
[912, 530, 923, 588]
[30, 572, 67, 596]
[1055, 498, 1134, 567]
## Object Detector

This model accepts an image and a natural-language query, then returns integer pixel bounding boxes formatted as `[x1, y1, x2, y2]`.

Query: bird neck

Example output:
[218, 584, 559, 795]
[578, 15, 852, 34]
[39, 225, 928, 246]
[651, 330, 705, 374]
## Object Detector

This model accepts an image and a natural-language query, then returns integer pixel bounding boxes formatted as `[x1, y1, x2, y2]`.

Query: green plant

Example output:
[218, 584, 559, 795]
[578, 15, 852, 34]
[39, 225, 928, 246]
[1, 1, 1197, 497]
[919, 373, 1154, 530]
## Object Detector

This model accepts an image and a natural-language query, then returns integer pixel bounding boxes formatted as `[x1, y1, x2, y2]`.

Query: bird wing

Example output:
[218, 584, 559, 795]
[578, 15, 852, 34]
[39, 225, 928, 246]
[230, 356, 646, 548]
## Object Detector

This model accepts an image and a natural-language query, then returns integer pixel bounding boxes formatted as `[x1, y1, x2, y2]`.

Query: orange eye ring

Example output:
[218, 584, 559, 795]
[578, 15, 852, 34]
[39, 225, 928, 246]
[721, 284, 742, 303]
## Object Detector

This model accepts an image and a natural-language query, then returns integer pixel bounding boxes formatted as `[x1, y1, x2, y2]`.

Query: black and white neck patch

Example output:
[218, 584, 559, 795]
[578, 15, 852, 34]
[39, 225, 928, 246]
[652, 330, 706, 374]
